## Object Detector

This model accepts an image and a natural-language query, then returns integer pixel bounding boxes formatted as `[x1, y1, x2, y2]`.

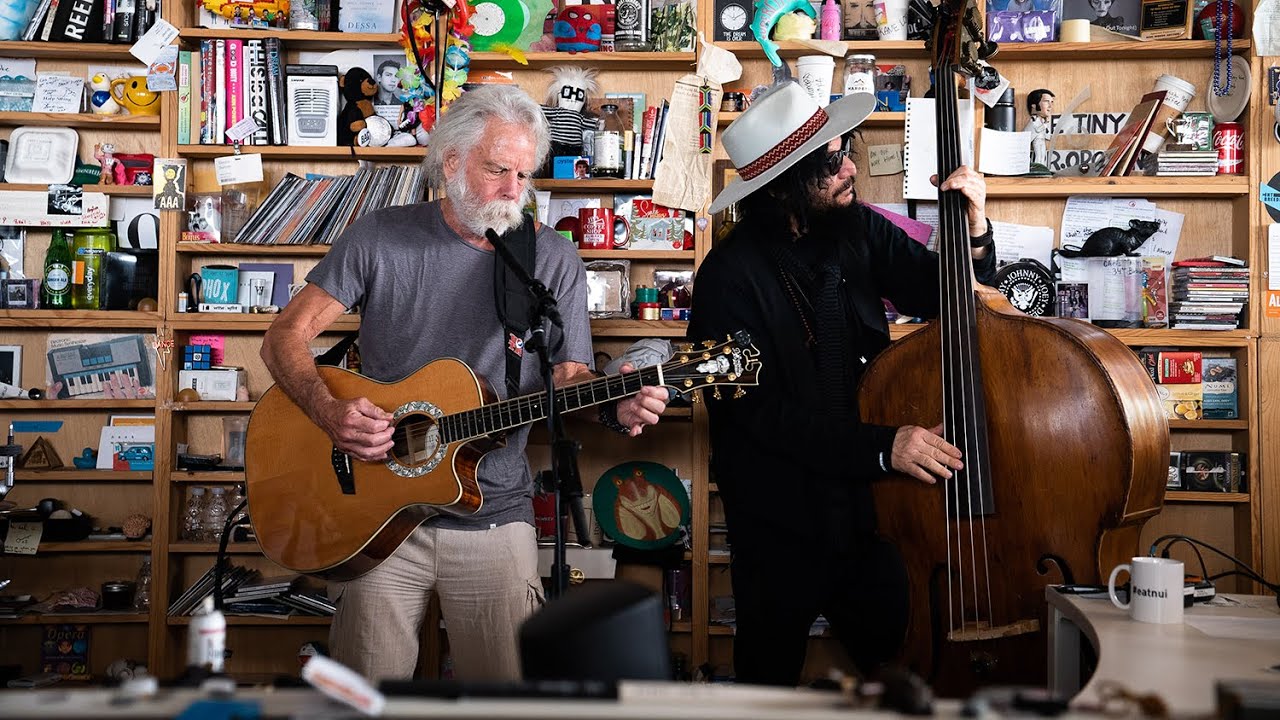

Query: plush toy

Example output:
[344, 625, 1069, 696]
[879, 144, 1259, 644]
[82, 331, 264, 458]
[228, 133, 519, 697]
[338, 67, 379, 146]
[541, 66, 599, 170]
[553, 4, 603, 52]
[88, 73, 120, 115]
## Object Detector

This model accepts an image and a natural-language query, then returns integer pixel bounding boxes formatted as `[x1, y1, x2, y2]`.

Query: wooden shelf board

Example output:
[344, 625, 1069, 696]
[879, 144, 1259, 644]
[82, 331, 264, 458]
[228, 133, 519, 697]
[890, 324, 1253, 347]
[708, 624, 735, 635]
[709, 554, 730, 565]
[469, 51, 694, 69]
[171, 471, 246, 483]
[578, 249, 693, 260]
[179, 28, 401, 48]
[591, 319, 688, 337]
[0, 612, 149, 625]
[669, 621, 692, 633]
[1168, 419, 1249, 430]
[176, 242, 331, 256]
[22, 541, 152, 553]
[534, 179, 655, 191]
[15, 470, 151, 482]
[708, 482, 718, 492]
[986, 176, 1248, 197]
[169, 401, 256, 413]
[168, 542, 260, 554]
[0, 310, 161, 328]
[0, 399, 155, 410]
[1, 183, 154, 196]
[166, 315, 360, 331]
[168, 614, 332, 626]
[994, 39, 1250, 59]
[718, 111, 905, 128]
[1164, 491, 1250, 504]
[177, 145, 426, 160]
[712, 40, 926, 58]
[0, 41, 137, 59]
[0, 111, 160, 128]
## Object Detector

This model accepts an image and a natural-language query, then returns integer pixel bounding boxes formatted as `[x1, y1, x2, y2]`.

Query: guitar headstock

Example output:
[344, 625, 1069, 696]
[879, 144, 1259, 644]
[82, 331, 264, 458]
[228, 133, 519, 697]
[929, 0, 999, 88]
[662, 331, 761, 402]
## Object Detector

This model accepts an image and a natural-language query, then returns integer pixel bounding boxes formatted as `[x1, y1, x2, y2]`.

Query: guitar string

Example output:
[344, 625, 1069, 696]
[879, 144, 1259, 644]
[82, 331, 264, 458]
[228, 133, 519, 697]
[938, 60, 961, 639]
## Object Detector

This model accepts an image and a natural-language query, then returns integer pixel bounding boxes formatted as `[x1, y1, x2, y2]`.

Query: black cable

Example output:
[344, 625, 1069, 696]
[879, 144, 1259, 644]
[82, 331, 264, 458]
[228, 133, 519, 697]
[1149, 534, 1280, 607]
[1155, 537, 1208, 580]
[211, 491, 245, 609]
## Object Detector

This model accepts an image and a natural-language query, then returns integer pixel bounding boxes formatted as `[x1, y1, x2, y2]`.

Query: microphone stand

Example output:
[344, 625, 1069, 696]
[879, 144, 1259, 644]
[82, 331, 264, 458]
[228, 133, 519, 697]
[487, 229, 591, 599]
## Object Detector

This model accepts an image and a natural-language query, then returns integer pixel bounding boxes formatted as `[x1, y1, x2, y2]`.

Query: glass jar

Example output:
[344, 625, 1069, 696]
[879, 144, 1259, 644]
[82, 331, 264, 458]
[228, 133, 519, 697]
[843, 54, 878, 98]
[591, 104, 626, 179]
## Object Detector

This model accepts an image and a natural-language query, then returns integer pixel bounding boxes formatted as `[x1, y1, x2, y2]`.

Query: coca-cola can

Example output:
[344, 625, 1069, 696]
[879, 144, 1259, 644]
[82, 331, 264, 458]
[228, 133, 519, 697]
[1213, 121, 1244, 175]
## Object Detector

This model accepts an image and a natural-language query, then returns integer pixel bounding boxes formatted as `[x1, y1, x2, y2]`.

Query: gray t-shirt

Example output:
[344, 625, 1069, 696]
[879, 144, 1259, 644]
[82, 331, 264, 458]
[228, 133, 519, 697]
[306, 200, 593, 530]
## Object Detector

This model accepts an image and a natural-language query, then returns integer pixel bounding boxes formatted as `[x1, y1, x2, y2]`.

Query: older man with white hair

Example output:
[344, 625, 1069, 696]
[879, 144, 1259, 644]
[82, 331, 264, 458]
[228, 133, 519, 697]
[261, 85, 668, 682]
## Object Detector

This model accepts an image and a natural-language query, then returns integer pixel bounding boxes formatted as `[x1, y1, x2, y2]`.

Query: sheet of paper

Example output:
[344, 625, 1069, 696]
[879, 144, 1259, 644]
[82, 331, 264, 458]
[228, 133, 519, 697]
[978, 128, 1032, 176]
[96, 426, 156, 470]
[146, 45, 178, 92]
[653, 75, 721, 213]
[31, 75, 84, 113]
[1132, 208, 1184, 259]
[992, 220, 1054, 269]
[3, 521, 41, 555]
[868, 144, 903, 176]
[1271, 225, 1280, 291]
[903, 97, 974, 201]
[1253, 0, 1280, 56]
[1061, 256, 1142, 322]
[1186, 615, 1280, 642]
[130, 19, 180, 65]
[1060, 196, 1157, 252]
[215, 153, 263, 185]
[695, 34, 742, 86]
[0, 191, 109, 227]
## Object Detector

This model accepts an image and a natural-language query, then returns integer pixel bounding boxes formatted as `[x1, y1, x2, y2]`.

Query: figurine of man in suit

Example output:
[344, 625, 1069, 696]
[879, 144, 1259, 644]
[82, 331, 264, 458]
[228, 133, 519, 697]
[1025, 88, 1056, 174]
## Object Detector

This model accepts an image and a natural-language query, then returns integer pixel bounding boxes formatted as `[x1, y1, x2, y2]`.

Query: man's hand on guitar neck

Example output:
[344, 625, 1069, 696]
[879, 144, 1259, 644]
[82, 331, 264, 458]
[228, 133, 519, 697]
[317, 396, 395, 462]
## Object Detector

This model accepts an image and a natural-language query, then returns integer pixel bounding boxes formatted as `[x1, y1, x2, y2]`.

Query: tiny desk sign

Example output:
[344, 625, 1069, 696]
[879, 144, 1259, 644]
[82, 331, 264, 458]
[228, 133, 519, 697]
[4, 521, 42, 555]
[868, 144, 904, 176]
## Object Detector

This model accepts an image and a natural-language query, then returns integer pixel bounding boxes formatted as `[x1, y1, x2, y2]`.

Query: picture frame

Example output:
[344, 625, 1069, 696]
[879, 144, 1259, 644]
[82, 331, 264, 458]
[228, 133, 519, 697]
[0, 344, 22, 387]
[584, 260, 631, 318]
[2, 279, 36, 310]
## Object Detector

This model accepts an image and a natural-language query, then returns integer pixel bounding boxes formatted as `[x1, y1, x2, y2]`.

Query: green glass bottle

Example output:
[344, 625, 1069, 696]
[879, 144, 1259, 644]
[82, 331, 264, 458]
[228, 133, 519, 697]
[70, 227, 115, 310]
[41, 229, 73, 309]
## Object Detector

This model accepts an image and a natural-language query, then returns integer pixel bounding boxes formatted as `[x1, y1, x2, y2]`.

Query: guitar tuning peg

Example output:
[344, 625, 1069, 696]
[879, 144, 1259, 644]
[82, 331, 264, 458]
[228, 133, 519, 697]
[702, 340, 716, 348]
[690, 392, 701, 404]
[712, 387, 722, 401]
[733, 388, 746, 399]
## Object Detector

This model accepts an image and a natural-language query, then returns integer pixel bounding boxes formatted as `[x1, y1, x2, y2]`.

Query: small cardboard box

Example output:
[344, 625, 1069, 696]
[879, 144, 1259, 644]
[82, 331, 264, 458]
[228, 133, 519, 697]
[1156, 383, 1202, 421]
[177, 368, 246, 402]
[1158, 350, 1202, 383]
[1201, 357, 1238, 420]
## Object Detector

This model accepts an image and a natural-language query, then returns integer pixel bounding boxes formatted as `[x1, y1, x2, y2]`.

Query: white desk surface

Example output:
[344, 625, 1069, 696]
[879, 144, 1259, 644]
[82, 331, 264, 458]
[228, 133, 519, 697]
[1047, 588, 1280, 715]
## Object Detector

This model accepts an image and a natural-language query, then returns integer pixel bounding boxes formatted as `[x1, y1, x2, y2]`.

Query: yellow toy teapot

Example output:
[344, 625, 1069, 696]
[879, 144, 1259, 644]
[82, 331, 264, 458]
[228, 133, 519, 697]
[109, 76, 161, 116]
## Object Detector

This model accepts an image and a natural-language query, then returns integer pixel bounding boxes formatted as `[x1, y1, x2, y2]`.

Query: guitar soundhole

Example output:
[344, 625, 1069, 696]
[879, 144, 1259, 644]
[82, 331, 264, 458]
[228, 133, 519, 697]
[390, 413, 441, 468]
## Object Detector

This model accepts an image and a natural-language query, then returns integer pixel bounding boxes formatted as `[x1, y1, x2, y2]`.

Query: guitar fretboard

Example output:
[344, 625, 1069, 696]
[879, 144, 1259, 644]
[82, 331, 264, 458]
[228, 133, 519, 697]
[436, 366, 660, 443]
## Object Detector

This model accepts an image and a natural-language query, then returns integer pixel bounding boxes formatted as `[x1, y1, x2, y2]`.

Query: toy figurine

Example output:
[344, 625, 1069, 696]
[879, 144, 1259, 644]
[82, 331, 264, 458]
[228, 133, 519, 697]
[94, 143, 121, 185]
[1025, 88, 1055, 176]
[88, 73, 121, 115]
[751, 0, 818, 67]
[540, 65, 599, 173]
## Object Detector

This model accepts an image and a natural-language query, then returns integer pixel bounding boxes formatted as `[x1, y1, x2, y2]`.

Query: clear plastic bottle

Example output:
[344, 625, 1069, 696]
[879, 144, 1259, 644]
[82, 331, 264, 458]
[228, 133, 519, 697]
[591, 104, 625, 178]
[228, 483, 248, 528]
[183, 487, 207, 541]
[204, 487, 229, 542]
[134, 560, 152, 610]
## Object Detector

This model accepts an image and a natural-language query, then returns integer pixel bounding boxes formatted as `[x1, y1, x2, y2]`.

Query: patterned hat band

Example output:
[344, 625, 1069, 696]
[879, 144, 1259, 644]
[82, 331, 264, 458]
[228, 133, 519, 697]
[737, 109, 830, 181]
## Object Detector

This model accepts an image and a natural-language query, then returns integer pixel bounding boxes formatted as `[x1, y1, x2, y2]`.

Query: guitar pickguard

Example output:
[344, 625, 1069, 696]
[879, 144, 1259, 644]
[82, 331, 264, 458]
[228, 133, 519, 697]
[387, 401, 447, 478]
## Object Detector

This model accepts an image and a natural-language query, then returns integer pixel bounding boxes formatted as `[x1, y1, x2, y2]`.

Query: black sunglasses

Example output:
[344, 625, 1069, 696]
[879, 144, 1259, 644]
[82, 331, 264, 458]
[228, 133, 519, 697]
[823, 135, 855, 175]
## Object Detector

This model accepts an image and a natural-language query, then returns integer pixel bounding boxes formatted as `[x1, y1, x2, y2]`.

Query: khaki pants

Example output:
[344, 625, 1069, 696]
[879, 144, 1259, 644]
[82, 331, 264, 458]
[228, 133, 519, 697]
[328, 521, 543, 682]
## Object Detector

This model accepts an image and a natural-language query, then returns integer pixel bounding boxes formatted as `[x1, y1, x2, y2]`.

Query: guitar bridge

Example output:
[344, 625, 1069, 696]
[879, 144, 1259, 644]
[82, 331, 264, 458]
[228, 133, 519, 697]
[332, 447, 355, 494]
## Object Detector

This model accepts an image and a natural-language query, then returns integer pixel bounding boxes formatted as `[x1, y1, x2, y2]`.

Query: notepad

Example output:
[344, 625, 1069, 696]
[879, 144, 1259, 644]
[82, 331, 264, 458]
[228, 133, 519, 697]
[903, 97, 975, 201]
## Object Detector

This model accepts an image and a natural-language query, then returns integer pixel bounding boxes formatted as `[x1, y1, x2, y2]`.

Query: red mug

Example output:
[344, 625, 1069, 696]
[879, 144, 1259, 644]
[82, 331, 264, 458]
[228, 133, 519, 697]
[578, 207, 614, 249]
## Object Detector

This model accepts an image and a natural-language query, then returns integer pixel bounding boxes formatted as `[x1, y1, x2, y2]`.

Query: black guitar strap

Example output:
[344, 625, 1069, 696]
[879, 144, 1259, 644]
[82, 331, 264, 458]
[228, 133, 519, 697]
[492, 214, 539, 398]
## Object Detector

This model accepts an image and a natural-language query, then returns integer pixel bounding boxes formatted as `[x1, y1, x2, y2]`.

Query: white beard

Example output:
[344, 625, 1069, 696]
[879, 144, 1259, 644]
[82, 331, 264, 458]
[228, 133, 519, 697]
[447, 174, 528, 237]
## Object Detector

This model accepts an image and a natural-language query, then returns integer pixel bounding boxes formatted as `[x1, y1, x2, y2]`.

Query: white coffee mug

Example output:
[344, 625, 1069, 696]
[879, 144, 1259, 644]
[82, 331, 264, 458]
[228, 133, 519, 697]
[875, 0, 909, 40]
[1108, 556, 1184, 624]
[796, 55, 835, 108]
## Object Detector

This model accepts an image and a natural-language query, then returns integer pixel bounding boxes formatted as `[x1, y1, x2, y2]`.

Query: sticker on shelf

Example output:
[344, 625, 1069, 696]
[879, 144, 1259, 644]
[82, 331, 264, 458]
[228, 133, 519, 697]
[224, 118, 261, 144]
[3, 521, 41, 555]
[214, 153, 264, 186]
[130, 19, 180, 65]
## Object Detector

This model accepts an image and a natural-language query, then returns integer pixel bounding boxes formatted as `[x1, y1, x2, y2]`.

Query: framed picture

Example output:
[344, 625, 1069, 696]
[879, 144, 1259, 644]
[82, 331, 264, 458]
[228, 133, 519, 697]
[0, 345, 22, 387]
[2, 279, 36, 309]
[584, 260, 631, 319]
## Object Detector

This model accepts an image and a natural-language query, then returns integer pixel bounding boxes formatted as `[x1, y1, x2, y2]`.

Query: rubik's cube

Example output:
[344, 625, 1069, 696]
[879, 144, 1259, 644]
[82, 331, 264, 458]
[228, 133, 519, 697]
[182, 344, 212, 371]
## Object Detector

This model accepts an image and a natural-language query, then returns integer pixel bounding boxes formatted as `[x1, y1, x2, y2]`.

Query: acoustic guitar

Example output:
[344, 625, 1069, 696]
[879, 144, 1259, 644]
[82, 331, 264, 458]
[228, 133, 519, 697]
[245, 332, 761, 580]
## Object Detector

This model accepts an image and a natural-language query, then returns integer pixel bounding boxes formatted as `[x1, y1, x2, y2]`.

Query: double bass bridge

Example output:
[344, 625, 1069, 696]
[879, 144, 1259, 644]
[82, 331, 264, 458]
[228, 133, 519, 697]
[946, 618, 1040, 642]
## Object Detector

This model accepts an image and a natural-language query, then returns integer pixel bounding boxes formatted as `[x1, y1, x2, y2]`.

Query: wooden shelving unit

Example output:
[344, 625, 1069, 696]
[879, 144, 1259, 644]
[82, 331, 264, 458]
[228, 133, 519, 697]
[0, 112, 161, 128]
[15, 470, 152, 482]
[0, 310, 160, 328]
[470, 51, 695, 69]
[719, 111, 905, 128]
[179, 28, 402, 48]
[534, 179, 655, 191]
[176, 242, 332, 256]
[0, 613, 149, 625]
[176, 145, 427, 160]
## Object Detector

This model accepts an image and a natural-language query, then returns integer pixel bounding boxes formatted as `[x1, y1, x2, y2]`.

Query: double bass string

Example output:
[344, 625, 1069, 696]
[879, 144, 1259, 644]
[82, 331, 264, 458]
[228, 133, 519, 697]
[937, 61, 963, 639]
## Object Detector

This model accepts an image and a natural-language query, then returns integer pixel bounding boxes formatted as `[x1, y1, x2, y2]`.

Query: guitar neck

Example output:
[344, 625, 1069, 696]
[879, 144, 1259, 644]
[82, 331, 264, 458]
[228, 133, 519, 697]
[437, 366, 661, 443]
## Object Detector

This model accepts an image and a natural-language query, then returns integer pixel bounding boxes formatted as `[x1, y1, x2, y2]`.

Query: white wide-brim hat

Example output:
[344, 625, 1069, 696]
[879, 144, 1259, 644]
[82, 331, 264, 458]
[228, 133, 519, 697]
[709, 82, 876, 215]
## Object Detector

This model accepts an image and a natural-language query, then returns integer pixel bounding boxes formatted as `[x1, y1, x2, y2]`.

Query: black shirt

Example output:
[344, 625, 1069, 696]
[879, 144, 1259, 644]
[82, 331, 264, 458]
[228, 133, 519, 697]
[688, 205, 997, 548]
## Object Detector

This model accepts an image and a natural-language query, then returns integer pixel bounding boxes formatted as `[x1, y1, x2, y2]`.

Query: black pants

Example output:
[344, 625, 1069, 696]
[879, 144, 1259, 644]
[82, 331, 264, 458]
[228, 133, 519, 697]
[729, 534, 910, 686]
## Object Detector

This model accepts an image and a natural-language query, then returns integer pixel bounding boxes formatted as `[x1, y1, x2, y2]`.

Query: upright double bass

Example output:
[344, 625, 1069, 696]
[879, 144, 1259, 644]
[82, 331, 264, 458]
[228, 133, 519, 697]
[858, 0, 1169, 696]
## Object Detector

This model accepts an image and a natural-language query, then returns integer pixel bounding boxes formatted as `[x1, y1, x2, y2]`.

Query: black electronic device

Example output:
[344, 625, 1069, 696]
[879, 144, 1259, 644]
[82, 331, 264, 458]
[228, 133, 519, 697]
[101, 249, 159, 311]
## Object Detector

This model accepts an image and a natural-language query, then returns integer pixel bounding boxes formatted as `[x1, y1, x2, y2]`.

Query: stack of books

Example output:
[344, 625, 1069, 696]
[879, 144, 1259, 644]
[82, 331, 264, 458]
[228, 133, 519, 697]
[1155, 150, 1219, 176]
[232, 163, 426, 246]
[1170, 257, 1249, 330]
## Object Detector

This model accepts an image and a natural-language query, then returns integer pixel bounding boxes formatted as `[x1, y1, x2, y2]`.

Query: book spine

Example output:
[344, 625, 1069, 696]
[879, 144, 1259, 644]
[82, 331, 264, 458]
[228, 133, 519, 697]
[214, 39, 226, 143]
[225, 38, 244, 140]
[246, 39, 269, 145]
[189, 47, 202, 145]
[200, 40, 214, 143]
[177, 50, 192, 145]
[639, 107, 656, 178]
[264, 38, 287, 145]
[39, 0, 60, 41]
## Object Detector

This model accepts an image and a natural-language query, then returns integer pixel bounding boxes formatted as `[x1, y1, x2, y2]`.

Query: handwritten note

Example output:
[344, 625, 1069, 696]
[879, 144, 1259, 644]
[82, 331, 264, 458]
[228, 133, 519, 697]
[992, 220, 1054, 269]
[130, 19, 180, 65]
[4, 521, 42, 555]
[868, 144, 903, 176]
[31, 75, 84, 113]
[978, 128, 1032, 176]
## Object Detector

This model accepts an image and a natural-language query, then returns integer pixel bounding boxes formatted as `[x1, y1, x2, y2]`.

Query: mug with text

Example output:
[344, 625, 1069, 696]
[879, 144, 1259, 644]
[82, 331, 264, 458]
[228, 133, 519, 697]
[1108, 556, 1183, 624]
[579, 208, 616, 249]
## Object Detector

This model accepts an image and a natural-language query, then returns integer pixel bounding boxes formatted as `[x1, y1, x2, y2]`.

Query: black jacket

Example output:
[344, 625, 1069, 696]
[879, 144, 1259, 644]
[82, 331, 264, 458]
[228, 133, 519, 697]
[688, 205, 997, 548]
